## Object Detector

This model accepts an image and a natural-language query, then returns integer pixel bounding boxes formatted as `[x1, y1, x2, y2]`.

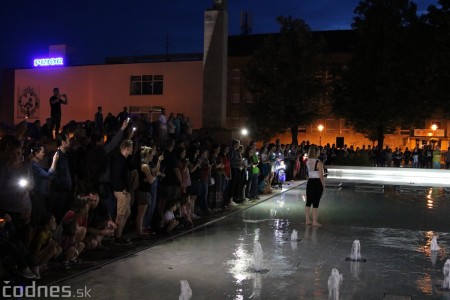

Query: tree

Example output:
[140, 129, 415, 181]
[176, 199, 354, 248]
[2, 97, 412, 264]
[332, 0, 432, 149]
[423, 0, 450, 112]
[243, 16, 325, 144]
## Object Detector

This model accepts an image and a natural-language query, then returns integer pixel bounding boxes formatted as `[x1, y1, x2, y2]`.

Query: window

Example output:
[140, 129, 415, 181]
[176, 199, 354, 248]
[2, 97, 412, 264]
[326, 119, 338, 133]
[130, 75, 164, 95]
[340, 119, 350, 134]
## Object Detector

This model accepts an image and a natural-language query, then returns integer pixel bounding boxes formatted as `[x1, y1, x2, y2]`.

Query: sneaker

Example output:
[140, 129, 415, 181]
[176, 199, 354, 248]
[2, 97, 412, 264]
[229, 200, 238, 206]
[70, 257, 82, 265]
[62, 261, 71, 270]
[114, 237, 132, 245]
[20, 267, 36, 279]
[191, 213, 200, 219]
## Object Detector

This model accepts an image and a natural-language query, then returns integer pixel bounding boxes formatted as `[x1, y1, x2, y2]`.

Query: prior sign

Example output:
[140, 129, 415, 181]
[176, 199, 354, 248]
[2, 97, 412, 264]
[33, 57, 64, 67]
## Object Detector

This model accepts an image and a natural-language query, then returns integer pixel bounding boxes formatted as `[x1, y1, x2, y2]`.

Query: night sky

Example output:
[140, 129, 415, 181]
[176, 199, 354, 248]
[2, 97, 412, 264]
[0, 0, 437, 71]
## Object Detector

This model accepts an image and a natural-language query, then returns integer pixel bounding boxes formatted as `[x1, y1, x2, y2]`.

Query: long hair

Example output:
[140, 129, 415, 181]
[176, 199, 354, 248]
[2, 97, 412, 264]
[307, 145, 320, 159]
[140, 146, 152, 164]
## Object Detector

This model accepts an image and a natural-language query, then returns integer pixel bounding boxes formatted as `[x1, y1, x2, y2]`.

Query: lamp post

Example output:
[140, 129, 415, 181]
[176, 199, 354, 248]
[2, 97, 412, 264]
[431, 124, 438, 149]
[317, 124, 324, 146]
[240, 128, 248, 146]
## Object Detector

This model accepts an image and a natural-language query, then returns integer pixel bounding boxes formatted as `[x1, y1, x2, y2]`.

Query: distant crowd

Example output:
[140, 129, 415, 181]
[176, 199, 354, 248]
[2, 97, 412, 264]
[325, 144, 448, 169]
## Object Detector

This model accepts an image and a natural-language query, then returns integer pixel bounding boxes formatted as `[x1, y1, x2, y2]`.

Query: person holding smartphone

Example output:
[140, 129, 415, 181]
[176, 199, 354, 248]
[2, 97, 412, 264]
[49, 87, 68, 139]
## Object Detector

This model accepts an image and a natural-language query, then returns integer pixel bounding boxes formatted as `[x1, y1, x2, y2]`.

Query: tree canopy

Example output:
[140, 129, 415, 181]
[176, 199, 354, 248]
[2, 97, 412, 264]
[243, 16, 325, 144]
[332, 0, 432, 148]
[423, 0, 450, 112]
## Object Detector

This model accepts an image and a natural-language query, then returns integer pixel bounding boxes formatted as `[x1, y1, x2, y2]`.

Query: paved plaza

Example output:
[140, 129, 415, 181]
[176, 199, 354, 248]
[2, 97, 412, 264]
[51, 179, 450, 299]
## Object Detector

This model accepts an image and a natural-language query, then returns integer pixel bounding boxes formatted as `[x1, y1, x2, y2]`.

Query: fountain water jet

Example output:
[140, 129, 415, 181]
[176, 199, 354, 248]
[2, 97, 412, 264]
[444, 259, 450, 290]
[351, 240, 361, 261]
[253, 241, 263, 272]
[287, 229, 301, 242]
[328, 268, 343, 300]
[431, 236, 440, 252]
[346, 239, 366, 262]
[179, 280, 192, 300]
[291, 230, 298, 241]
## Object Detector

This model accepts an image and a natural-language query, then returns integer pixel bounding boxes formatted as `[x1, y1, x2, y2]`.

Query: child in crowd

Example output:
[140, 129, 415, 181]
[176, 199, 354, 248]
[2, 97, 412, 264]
[30, 213, 62, 274]
[258, 175, 273, 195]
[58, 197, 88, 270]
[162, 203, 180, 234]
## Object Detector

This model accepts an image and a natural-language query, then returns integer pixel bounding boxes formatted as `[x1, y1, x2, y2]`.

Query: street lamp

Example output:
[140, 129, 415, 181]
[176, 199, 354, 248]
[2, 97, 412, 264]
[317, 124, 324, 146]
[240, 128, 249, 146]
[431, 124, 438, 149]
[431, 124, 437, 133]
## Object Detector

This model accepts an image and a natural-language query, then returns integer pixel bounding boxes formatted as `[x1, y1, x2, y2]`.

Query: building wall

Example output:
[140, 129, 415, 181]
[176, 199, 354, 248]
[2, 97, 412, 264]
[0, 69, 15, 127]
[13, 60, 203, 128]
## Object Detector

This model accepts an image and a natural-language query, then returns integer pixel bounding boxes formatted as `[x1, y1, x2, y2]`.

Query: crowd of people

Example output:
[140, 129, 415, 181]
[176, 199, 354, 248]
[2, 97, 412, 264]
[1, 100, 448, 281]
[324, 144, 448, 169]
[0, 106, 319, 281]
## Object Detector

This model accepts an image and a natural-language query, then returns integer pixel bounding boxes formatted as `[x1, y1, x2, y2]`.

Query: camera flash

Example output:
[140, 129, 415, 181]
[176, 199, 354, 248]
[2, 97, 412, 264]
[18, 178, 28, 188]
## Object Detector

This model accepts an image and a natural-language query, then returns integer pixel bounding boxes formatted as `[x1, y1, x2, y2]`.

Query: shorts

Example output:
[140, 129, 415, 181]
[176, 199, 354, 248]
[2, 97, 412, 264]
[137, 191, 151, 205]
[190, 180, 201, 197]
[306, 178, 323, 208]
[114, 191, 131, 216]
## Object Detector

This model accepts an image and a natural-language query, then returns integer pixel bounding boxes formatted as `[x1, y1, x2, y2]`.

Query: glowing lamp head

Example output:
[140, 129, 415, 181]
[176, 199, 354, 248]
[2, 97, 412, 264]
[241, 128, 248, 136]
[18, 178, 28, 188]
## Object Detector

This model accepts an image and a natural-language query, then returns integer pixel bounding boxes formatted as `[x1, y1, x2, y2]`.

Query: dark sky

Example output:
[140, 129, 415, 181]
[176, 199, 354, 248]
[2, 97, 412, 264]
[0, 0, 437, 70]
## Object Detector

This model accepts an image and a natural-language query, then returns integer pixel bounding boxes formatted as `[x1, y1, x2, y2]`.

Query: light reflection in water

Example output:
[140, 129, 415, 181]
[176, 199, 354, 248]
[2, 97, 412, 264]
[227, 241, 251, 285]
[252, 273, 262, 299]
[418, 231, 446, 261]
[415, 273, 433, 295]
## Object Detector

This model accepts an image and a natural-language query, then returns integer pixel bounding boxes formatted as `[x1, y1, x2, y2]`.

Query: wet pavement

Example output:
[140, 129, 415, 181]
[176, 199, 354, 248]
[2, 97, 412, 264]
[49, 180, 450, 299]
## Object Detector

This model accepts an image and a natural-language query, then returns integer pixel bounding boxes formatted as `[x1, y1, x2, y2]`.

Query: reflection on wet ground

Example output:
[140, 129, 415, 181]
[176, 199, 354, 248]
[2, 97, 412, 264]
[57, 182, 450, 299]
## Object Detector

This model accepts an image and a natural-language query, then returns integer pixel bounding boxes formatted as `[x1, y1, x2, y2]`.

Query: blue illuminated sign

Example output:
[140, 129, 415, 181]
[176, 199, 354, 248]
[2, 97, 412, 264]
[33, 57, 64, 67]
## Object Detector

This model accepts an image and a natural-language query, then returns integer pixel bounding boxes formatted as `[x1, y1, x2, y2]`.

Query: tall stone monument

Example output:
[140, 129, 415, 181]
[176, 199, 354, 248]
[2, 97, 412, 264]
[202, 0, 228, 130]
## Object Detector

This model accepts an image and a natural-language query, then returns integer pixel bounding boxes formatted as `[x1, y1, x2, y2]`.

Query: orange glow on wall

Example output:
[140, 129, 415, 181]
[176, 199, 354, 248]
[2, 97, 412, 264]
[14, 60, 203, 128]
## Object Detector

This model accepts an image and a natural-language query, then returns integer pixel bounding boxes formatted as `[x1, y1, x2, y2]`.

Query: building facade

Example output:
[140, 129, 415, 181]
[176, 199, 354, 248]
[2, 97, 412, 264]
[12, 60, 203, 130]
[3, 0, 450, 150]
